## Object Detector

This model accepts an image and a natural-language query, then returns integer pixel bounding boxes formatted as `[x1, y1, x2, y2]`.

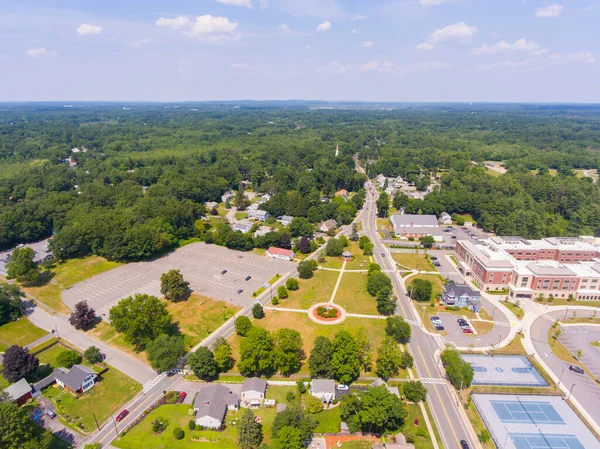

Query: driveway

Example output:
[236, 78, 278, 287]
[32, 398, 82, 447]
[62, 242, 296, 319]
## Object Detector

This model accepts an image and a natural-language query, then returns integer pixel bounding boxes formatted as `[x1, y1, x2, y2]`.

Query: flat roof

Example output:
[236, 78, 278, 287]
[472, 394, 600, 449]
[390, 214, 439, 227]
[462, 355, 547, 387]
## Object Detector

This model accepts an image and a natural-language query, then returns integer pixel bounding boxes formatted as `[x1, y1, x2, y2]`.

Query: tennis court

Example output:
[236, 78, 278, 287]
[462, 355, 547, 387]
[510, 433, 584, 449]
[491, 400, 564, 425]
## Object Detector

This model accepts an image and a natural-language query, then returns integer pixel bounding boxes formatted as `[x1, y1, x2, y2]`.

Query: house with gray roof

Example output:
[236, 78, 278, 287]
[442, 283, 480, 311]
[248, 209, 270, 221]
[233, 222, 253, 234]
[194, 384, 239, 429]
[370, 378, 400, 398]
[3, 378, 33, 406]
[52, 365, 98, 395]
[310, 379, 336, 403]
[241, 377, 267, 406]
[439, 212, 452, 225]
[390, 214, 442, 242]
[277, 215, 294, 226]
[317, 219, 337, 233]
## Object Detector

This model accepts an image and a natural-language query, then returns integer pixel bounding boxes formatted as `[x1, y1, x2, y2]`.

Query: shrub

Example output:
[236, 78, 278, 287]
[286, 391, 295, 402]
[151, 417, 169, 434]
[316, 306, 338, 319]
[286, 278, 299, 291]
[479, 430, 491, 443]
[296, 380, 307, 394]
[195, 424, 205, 431]
[271, 297, 280, 305]
[57, 350, 83, 369]
[252, 303, 265, 319]
[277, 286, 289, 299]
[173, 427, 184, 440]
[305, 393, 324, 414]
[189, 419, 196, 430]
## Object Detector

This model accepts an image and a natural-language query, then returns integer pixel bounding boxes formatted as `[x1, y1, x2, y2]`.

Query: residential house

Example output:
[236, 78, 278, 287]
[248, 209, 270, 221]
[266, 247, 294, 261]
[390, 214, 443, 242]
[247, 202, 259, 211]
[370, 378, 400, 398]
[310, 379, 336, 403]
[241, 377, 267, 407]
[194, 384, 239, 429]
[335, 189, 349, 200]
[439, 212, 452, 225]
[204, 201, 218, 211]
[259, 193, 271, 204]
[3, 378, 33, 406]
[277, 215, 294, 226]
[221, 191, 234, 203]
[441, 283, 481, 312]
[317, 219, 337, 233]
[376, 173, 387, 188]
[254, 226, 271, 238]
[52, 365, 98, 395]
[233, 222, 253, 234]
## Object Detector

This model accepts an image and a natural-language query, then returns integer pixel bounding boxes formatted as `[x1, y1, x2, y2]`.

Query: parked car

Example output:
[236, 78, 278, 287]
[237, 289, 243, 294]
[457, 318, 467, 324]
[177, 392, 187, 403]
[433, 262, 441, 267]
[430, 316, 442, 324]
[569, 365, 585, 374]
[337, 384, 349, 391]
[462, 328, 474, 334]
[245, 275, 252, 281]
[221, 269, 228, 274]
[45, 409, 56, 418]
[115, 410, 129, 422]
[434, 324, 445, 331]
[430, 256, 438, 260]
[451, 236, 457, 239]
[460, 440, 470, 449]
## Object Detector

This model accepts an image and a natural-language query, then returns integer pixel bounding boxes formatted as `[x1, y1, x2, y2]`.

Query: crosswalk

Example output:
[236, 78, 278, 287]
[142, 373, 167, 393]
[406, 318, 419, 326]
[420, 378, 447, 385]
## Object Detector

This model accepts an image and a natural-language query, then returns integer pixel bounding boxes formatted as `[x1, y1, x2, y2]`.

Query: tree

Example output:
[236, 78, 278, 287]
[376, 192, 390, 218]
[385, 316, 411, 343]
[331, 331, 360, 385]
[286, 278, 299, 291]
[350, 223, 359, 241]
[69, 300, 97, 330]
[308, 336, 333, 378]
[289, 217, 314, 238]
[280, 233, 292, 250]
[409, 279, 433, 302]
[274, 328, 303, 376]
[367, 271, 392, 296]
[188, 346, 219, 381]
[239, 326, 276, 376]
[296, 380, 307, 394]
[234, 188, 250, 211]
[109, 294, 173, 349]
[376, 337, 403, 380]
[0, 284, 24, 326]
[238, 409, 263, 449]
[272, 407, 316, 443]
[84, 346, 102, 364]
[400, 351, 414, 369]
[297, 261, 314, 279]
[298, 236, 311, 254]
[6, 247, 40, 285]
[57, 350, 82, 369]
[213, 338, 235, 372]
[1, 345, 39, 383]
[277, 286, 289, 299]
[376, 287, 397, 316]
[393, 192, 409, 211]
[235, 316, 253, 336]
[325, 238, 343, 257]
[160, 269, 190, 302]
[359, 235, 374, 256]
[305, 394, 324, 414]
[339, 235, 349, 248]
[368, 263, 381, 274]
[146, 334, 186, 372]
[0, 401, 54, 449]
[173, 427, 184, 440]
[274, 427, 304, 449]
[252, 303, 265, 319]
[441, 349, 474, 389]
[419, 236, 435, 248]
[355, 327, 373, 373]
[341, 386, 407, 433]
[403, 381, 427, 403]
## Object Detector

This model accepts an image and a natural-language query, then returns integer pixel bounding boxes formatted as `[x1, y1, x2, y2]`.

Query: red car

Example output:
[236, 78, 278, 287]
[115, 409, 129, 422]
[177, 392, 187, 404]
[462, 328, 473, 334]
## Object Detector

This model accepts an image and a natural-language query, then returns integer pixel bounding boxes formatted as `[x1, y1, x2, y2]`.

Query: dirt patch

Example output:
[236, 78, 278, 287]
[325, 434, 380, 449]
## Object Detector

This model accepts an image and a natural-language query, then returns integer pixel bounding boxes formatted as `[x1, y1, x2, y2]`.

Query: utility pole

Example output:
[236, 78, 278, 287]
[92, 412, 100, 431]
[113, 420, 119, 438]
[557, 366, 565, 390]
[567, 383, 576, 400]
[54, 324, 59, 340]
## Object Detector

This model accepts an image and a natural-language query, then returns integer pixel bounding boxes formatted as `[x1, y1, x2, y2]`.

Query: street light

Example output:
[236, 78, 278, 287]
[567, 383, 576, 400]
[557, 366, 566, 390]
[421, 306, 426, 328]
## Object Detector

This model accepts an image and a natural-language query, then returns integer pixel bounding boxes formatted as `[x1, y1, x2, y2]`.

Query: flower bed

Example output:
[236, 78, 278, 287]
[316, 306, 340, 319]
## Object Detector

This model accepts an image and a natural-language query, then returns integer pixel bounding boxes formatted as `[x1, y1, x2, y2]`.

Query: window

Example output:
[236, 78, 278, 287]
[543, 280, 550, 289]
[537, 280, 542, 289]
[520, 277, 529, 288]
[592, 279, 598, 284]
[552, 280, 560, 289]
[562, 280, 570, 290]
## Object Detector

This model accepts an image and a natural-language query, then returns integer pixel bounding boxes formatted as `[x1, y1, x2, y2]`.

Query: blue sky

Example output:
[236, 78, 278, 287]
[0, 0, 598, 102]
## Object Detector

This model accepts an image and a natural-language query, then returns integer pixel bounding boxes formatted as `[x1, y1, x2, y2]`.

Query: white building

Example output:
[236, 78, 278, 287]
[248, 210, 270, 221]
[241, 377, 267, 407]
[266, 247, 294, 261]
[310, 379, 336, 403]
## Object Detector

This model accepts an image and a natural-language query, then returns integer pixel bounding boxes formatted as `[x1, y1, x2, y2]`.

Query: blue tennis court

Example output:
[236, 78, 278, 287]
[510, 433, 584, 449]
[491, 400, 565, 425]
[462, 355, 547, 386]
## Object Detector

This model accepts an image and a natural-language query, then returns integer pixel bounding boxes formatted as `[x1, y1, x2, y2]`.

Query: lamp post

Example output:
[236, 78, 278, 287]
[422, 306, 426, 329]
[567, 383, 576, 400]
[564, 307, 568, 321]
[557, 366, 566, 390]
[492, 307, 497, 321]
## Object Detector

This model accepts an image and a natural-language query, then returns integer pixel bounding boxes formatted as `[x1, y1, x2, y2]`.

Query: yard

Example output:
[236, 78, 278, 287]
[23, 255, 123, 314]
[502, 300, 524, 320]
[335, 272, 378, 315]
[343, 242, 371, 271]
[0, 318, 48, 347]
[228, 310, 389, 376]
[406, 274, 446, 299]
[403, 404, 438, 449]
[274, 269, 339, 310]
[391, 253, 434, 271]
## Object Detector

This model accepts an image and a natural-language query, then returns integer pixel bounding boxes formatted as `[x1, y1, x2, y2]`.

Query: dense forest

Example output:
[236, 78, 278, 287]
[0, 102, 600, 257]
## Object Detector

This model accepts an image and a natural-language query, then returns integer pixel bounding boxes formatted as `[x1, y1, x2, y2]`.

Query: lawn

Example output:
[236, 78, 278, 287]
[87, 322, 149, 364]
[540, 297, 600, 308]
[0, 318, 48, 347]
[235, 212, 248, 220]
[470, 321, 495, 335]
[320, 256, 344, 269]
[274, 269, 339, 310]
[502, 301, 524, 320]
[335, 272, 379, 315]
[344, 242, 371, 271]
[403, 404, 437, 449]
[391, 253, 433, 271]
[44, 366, 141, 434]
[407, 274, 446, 299]
[23, 256, 123, 314]
[32, 343, 69, 380]
[314, 405, 342, 433]
[228, 310, 388, 376]
[465, 399, 494, 449]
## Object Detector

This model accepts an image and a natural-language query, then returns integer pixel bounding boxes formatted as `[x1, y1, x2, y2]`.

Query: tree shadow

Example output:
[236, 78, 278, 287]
[29, 270, 56, 288]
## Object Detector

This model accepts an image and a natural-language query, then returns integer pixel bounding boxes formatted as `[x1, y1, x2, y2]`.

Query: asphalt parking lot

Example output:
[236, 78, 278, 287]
[560, 326, 600, 380]
[62, 243, 296, 318]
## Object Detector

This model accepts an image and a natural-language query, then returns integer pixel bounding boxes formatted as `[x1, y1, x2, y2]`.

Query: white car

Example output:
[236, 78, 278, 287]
[336, 384, 349, 391]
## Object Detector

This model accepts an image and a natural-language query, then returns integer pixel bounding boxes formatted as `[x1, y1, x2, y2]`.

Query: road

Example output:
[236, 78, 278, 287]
[363, 182, 479, 449]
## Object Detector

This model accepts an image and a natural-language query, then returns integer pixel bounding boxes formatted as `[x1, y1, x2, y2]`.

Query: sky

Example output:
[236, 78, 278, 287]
[0, 0, 599, 102]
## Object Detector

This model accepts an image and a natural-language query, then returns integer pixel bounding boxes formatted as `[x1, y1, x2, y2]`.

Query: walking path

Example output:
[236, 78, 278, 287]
[327, 260, 347, 305]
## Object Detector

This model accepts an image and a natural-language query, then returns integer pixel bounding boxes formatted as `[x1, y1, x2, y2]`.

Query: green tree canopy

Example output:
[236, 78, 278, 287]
[273, 328, 303, 376]
[238, 409, 263, 449]
[6, 247, 39, 285]
[0, 284, 24, 326]
[409, 278, 433, 302]
[375, 337, 403, 381]
[331, 330, 360, 385]
[187, 346, 219, 381]
[385, 316, 412, 344]
[239, 326, 276, 376]
[308, 336, 333, 379]
[235, 316, 253, 336]
[146, 334, 186, 373]
[160, 269, 190, 302]
[341, 385, 408, 434]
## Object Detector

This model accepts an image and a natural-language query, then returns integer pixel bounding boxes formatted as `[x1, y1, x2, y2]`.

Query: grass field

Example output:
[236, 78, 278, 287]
[274, 269, 339, 309]
[403, 404, 437, 449]
[465, 399, 495, 449]
[335, 272, 378, 315]
[0, 318, 48, 347]
[502, 301, 524, 320]
[23, 256, 123, 314]
[234, 212, 248, 220]
[540, 298, 600, 308]
[470, 321, 495, 335]
[44, 366, 141, 434]
[407, 274, 446, 299]
[228, 310, 388, 375]
[391, 253, 433, 271]
[344, 242, 371, 271]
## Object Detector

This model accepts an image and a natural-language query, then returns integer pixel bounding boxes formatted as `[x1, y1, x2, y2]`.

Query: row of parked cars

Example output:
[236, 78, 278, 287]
[430, 316, 474, 333]
[220, 269, 252, 295]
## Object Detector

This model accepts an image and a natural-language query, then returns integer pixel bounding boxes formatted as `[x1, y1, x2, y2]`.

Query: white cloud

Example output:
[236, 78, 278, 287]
[479, 50, 595, 71]
[187, 15, 239, 36]
[350, 14, 368, 21]
[419, 0, 447, 5]
[351, 28, 359, 34]
[316, 61, 354, 74]
[360, 60, 394, 73]
[217, 0, 254, 8]
[231, 63, 249, 69]
[470, 38, 547, 56]
[535, 4, 563, 18]
[156, 16, 192, 30]
[361, 41, 374, 48]
[24, 47, 57, 58]
[417, 21, 477, 50]
[76, 23, 103, 36]
[316, 21, 332, 32]
[127, 38, 151, 48]
[278, 24, 291, 32]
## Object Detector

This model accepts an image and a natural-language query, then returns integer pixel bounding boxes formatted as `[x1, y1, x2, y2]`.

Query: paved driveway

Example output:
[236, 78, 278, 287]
[62, 243, 296, 319]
